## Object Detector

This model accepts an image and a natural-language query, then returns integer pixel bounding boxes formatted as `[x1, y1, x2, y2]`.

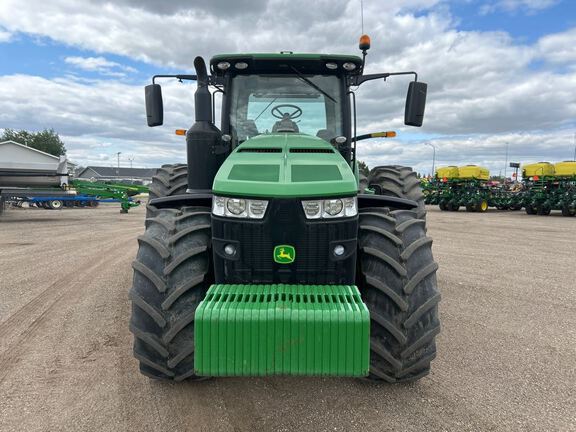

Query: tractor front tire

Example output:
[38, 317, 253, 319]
[129, 205, 213, 381]
[358, 207, 441, 382]
[368, 166, 426, 219]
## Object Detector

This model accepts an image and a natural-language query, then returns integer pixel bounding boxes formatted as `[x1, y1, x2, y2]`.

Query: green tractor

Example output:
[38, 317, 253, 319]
[130, 37, 440, 382]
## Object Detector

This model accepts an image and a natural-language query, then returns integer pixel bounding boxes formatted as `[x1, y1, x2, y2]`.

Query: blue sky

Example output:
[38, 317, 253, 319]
[449, 0, 574, 42]
[0, 0, 575, 175]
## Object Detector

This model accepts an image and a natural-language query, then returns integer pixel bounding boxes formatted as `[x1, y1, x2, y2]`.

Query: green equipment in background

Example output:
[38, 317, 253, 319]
[522, 162, 576, 216]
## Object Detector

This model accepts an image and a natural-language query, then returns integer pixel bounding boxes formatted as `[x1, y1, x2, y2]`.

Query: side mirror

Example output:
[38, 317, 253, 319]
[404, 81, 427, 127]
[145, 84, 164, 127]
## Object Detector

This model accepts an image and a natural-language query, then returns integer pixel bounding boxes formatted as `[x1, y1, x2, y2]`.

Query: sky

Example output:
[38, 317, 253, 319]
[0, 0, 575, 176]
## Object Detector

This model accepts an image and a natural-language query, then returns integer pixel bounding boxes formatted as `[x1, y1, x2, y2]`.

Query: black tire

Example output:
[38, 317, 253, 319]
[148, 164, 188, 201]
[537, 205, 551, 216]
[476, 199, 489, 213]
[439, 202, 447, 211]
[448, 203, 459, 212]
[129, 205, 213, 381]
[465, 204, 476, 212]
[525, 205, 536, 215]
[358, 207, 440, 382]
[368, 166, 426, 219]
[561, 205, 575, 217]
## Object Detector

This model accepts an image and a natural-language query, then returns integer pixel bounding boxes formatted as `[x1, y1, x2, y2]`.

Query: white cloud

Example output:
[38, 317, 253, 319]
[64, 56, 136, 77]
[536, 28, 576, 64]
[0, 0, 574, 173]
[358, 130, 576, 176]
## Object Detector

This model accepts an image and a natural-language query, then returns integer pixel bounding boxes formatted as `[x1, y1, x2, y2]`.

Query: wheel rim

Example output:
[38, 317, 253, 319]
[481, 201, 488, 211]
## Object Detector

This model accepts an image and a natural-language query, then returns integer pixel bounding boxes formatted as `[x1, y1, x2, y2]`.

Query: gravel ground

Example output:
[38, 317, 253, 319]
[0, 204, 575, 432]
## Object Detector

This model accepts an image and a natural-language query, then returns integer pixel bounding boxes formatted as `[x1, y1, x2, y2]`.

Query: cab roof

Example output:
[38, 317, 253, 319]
[210, 53, 363, 76]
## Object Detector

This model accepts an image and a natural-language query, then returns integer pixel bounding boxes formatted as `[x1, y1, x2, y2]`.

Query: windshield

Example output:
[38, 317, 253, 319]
[229, 75, 343, 144]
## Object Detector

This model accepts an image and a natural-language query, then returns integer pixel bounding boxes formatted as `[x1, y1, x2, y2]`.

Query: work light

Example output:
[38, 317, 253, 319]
[212, 196, 268, 219]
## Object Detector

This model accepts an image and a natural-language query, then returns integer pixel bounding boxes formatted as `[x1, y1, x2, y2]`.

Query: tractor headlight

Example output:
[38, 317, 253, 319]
[324, 199, 343, 216]
[227, 198, 246, 215]
[301, 197, 357, 219]
[212, 196, 268, 219]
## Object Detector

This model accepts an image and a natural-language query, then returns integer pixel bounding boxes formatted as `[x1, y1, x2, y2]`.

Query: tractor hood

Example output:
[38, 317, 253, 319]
[212, 134, 357, 198]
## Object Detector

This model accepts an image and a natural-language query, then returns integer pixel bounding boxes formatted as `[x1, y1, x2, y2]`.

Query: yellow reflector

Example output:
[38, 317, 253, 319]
[371, 131, 396, 138]
[175, 129, 186, 136]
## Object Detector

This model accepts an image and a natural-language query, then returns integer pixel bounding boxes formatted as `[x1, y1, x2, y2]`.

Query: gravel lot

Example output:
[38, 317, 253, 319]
[0, 204, 575, 432]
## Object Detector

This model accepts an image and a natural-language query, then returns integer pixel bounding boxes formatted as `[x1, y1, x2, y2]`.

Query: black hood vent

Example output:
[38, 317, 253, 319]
[289, 148, 334, 153]
[238, 148, 282, 153]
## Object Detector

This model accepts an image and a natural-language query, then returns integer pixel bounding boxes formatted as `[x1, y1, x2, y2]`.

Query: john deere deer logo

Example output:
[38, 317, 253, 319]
[274, 245, 295, 264]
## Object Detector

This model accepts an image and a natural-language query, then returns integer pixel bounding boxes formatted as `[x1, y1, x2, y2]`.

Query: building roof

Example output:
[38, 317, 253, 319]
[76, 166, 157, 179]
[0, 140, 77, 166]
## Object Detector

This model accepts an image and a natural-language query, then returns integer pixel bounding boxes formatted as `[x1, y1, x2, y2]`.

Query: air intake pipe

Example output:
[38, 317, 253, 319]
[186, 56, 228, 192]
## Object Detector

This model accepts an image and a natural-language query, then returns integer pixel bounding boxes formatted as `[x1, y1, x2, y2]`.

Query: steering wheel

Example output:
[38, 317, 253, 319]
[271, 104, 303, 120]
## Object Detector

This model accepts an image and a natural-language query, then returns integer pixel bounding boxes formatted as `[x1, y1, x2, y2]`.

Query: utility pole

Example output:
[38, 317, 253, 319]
[425, 142, 436, 176]
[504, 142, 509, 179]
[128, 156, 135, 169]
[116, 152, 122, 177]
[573, 132, 575, 161]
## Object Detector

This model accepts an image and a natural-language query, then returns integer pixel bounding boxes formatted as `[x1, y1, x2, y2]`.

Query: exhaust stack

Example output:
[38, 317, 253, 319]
[186, 56, 228, 192]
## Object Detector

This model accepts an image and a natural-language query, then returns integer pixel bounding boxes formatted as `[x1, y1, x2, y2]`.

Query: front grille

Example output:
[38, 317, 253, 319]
[212, 199, 358, 285]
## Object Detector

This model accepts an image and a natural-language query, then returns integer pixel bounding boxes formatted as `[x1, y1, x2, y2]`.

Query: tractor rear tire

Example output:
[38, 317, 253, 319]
[368, 166, 426, 219]
[525, 205, 536, 215]
[129, 205, 213, 381]
[148, 164, 188, 201]
[439, 202, 447, 211]
[465, 204, 476, 212]
[537, 205, 551, 216]
[358, 207, 440, 383]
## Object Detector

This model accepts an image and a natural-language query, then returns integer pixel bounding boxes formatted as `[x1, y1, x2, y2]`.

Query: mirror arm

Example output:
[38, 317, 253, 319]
[349, 71, 418, 86]
[152, 74, 197, 84]
[151, 74, 225, 87]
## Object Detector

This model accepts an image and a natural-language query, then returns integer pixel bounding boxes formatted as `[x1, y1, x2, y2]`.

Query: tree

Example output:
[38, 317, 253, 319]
[358, 160, 369, 177]
[1, 128, 67, 156]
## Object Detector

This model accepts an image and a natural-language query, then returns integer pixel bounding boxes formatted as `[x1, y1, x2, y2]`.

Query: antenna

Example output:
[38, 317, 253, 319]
[361, 0, 364, 34]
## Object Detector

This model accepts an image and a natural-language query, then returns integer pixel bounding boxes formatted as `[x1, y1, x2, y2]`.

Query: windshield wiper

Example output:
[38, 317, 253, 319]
[288, 66, 337, 103]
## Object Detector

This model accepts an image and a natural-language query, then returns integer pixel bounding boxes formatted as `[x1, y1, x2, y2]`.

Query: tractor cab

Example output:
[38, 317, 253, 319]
[210, 53, 361, 155]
